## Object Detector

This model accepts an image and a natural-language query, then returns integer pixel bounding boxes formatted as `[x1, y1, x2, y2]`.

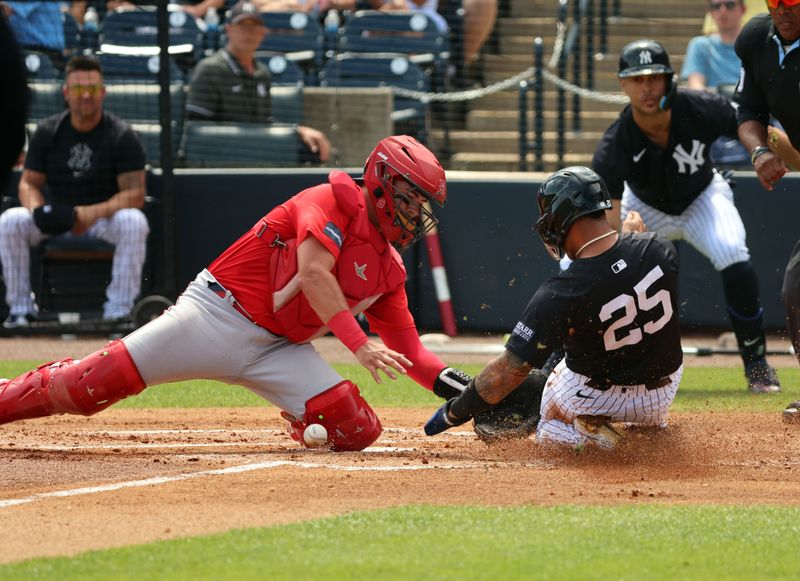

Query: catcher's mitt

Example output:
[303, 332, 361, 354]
[33, 202, 75, 235]
[473, 370, 547, 444]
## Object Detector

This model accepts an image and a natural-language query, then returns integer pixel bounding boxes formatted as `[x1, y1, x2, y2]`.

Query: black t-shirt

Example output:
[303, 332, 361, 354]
[592, 89, 738, 215]
[25, 110, 146, 207]
[506, 232, 682, 385]
[734, 13, 800, 151]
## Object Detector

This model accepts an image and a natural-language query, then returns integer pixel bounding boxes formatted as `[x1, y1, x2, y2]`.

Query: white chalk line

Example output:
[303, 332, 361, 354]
[0, 458, 479, 509]
[0, 428, 486, 509]
[85, 427, 473, 436]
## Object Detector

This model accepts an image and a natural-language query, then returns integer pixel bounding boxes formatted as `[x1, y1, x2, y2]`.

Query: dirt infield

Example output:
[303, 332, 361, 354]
[1, 335, 799, 564]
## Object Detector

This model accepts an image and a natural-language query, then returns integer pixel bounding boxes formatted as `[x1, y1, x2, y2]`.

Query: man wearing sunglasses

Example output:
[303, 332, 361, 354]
[734, 0, 800, 421]
[683, 0, 751, 165]
[0, 55, 149, 327]
[684, 1, 747, 92]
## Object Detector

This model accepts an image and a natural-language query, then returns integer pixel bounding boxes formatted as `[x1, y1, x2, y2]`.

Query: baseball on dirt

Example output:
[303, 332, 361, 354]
[303, 423, 328, 447]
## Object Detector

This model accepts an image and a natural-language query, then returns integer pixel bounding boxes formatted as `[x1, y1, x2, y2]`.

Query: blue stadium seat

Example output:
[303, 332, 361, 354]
[98, 53, 184, 82]
[255, 53, 305, 87]
[23, 51, 59, 80]
[258, 12, 325, 75]
[319, 52, 430, 141]
[103, 83, 186, 125]
[131, 123, 182, 167]
[271, 85, 304, 124]
[337, 10, 450, 68]
[182, 122, 301, 166]
[27, 82, 65, 122]
[99, 6, 203, 59]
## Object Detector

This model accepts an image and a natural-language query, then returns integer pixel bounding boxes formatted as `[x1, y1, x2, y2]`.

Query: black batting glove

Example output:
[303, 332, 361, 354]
[432, 367, 472, 400]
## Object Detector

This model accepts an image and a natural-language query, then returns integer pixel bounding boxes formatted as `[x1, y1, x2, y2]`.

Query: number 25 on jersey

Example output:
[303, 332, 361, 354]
[599, 266, 674, 351]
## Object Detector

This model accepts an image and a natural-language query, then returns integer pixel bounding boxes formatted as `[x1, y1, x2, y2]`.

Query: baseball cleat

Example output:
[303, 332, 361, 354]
[782, 401, 800, 424]
[745, 360, 781, 394]
[574, 415, 624, 449]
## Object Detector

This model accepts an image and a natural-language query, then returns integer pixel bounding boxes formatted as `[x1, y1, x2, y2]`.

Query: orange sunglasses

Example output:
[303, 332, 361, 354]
[767, 0, 800, 8]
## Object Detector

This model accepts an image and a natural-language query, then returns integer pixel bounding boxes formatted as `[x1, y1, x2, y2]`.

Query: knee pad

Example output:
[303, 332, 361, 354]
[283, 380, 382, 452]
[0, 340, 146, 424]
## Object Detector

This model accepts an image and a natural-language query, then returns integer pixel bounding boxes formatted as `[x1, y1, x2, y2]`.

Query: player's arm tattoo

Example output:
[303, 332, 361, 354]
[474, 349, 533, 404]
[115, 169, 146, 209]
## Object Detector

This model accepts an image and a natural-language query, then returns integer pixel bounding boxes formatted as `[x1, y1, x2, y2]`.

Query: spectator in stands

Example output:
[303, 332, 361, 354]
[186, 0, 331, 162]
[682, 0, 745, 92]
[1, 1, 70, 67]
[0, 55, 149, 327]
[368, 0, 449, 32]
[251, 0, 322, 13]
[702, 0, 758, 34]
[681, 0, 749, 166]
[367, 0, 496, 82]
[174, 0, 225, 19]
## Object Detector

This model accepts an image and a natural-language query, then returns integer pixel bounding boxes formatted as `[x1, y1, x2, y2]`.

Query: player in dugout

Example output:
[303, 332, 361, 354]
[0, 135, 472, 451]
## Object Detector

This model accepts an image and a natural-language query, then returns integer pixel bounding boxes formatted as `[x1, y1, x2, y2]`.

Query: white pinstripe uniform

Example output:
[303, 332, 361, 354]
[505, 233, 683, 449]
[537, 359, 683, 447]
[621, 171, 749, 271]
[0, 206, 149, 319]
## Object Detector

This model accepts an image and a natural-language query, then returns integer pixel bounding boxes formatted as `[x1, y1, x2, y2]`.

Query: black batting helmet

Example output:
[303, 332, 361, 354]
[618, 39, 673, 79]
[534, 166, 613, 260]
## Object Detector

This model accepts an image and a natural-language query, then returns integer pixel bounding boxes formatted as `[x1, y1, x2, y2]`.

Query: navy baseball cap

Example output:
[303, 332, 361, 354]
[226, 1, 262, 24]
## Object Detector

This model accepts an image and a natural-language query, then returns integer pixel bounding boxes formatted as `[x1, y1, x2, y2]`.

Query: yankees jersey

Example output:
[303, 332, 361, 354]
[506, 233, 682, 386]
[734, 13, 800, 151]
[208, 170, 413, 344]
[592, 89, 738, 215]
[24, 110, 146, 207]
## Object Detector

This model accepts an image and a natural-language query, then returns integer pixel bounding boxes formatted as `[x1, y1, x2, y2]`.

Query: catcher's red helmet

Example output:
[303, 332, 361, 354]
[363, 135, 447, 252]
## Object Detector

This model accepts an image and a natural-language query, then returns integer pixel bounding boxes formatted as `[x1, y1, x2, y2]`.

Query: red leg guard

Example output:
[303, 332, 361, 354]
[0, 340, 146, 425]
[282, 380, 382, 452]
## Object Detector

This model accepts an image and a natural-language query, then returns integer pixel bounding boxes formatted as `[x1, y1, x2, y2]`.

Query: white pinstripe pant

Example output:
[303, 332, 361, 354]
[536, 359, 683, 447]
[0, 207, 149, 319]
[622, 172, 750, 271]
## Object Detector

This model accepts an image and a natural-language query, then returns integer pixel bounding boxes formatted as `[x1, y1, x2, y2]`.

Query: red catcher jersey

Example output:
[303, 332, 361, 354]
[208, 171, 412, 343]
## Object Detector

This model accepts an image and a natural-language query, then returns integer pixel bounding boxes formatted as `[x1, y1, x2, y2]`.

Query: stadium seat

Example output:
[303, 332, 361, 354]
[270, 85, 304, 124]
[337, 10, 450, 68]
[103, 83, 186, 126]
[255, 53, 305, 87]
[259, 12, 325, 77]
[23, 51, 59, 80]
[99, 6, 203, 59]
[131, 123, 183, 167]
[319, 52, 430, 141]
[98, 53, 184, 83]
[27, 81, 65, 122]
[182, 122, 301, 166]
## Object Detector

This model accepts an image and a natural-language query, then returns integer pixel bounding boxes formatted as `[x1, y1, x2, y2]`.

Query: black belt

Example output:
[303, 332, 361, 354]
[584, 376, 671, 392]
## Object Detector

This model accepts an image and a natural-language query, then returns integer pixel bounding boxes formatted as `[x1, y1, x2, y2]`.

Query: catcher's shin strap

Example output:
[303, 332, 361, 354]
[584, 376, 671, 392]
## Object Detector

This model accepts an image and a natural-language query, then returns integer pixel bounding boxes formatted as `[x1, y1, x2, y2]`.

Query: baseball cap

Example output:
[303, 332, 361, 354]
[226, 1, 262, 24]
